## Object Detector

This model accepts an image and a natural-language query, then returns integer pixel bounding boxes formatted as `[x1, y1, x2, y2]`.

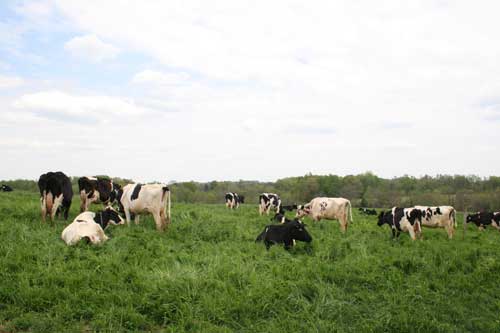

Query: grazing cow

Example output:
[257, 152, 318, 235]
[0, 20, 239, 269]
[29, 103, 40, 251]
[296, 197, 353, 232]
[466, 212, 500, 231]
[1, 185, 13, 192]
[38, 171, 73, 222]
[78, 176, 121, 212]
[118, 183, 171, 231]
[61, 206, 124, 245]
[359, 207, 377, 215]
[259, 193, 282, 215]
[255, 220, 312, 250]
[377, 207, 423, 240]
[414, 205, 456, 239]
[225, 192, 244, 209]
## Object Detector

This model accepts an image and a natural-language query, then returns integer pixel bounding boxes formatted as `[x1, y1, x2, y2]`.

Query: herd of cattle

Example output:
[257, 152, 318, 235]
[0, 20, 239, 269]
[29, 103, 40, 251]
[2, 171, 498, 249]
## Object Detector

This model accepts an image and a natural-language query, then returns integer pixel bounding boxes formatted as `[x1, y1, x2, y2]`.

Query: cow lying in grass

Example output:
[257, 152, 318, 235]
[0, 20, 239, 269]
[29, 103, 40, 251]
[466, 212, 500, 231]
[61, 206, 124, 245]
[359, 207, 377, 215]
[255, 219, 312, 250]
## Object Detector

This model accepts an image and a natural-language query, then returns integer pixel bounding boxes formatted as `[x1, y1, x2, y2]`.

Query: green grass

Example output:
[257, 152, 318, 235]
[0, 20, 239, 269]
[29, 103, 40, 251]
[1, 191, 499, 332]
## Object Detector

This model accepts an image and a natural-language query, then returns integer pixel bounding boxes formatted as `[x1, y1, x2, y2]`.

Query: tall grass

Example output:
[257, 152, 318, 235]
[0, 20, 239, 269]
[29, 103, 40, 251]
[0, 191, 499, 332]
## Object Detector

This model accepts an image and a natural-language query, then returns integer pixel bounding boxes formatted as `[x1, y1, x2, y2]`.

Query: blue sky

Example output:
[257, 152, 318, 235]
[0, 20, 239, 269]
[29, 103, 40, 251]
[1, 0, 500, 182]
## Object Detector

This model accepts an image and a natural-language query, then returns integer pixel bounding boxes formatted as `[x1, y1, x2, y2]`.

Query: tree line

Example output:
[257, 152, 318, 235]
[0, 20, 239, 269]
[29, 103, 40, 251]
[2, 172, 499, 211]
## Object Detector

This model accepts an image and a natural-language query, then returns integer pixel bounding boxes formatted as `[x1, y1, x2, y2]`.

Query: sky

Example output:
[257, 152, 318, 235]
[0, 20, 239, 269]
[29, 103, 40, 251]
[1, 1, 499, 183]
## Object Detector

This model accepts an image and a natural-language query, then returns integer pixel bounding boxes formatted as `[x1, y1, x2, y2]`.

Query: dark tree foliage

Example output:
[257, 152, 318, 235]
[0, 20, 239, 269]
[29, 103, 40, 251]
[2, 172, 499, 210]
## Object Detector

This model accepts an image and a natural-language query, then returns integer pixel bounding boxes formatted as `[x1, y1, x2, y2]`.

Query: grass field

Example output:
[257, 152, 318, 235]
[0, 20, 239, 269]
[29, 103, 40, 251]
[1, 191, 499, 332]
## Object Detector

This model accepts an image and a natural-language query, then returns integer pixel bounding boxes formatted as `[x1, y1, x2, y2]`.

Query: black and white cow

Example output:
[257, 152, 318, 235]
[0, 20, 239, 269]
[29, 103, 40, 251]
[38, 171, 73, 222]
[1, 185, 13, 192]
[255, 219, 312, 250]
[225, 192, 244, 209]
[377, 207, 423, 240]
[61, 206, 124, 245]
[78, 176, 121, 212]
[414, 205, 456, 239]
[359, 207, 377, 215]
[259, 193, 281, 215]
[466, 212, 500, 231]
[117, 183, 171, 231]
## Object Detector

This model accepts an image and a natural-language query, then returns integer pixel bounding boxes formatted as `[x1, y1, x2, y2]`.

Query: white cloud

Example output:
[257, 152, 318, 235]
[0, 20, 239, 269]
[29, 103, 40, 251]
[12, 90, 149, 123]
[64, 34, 120, 62]
[132, 70, 190, 86]
[2, 1, 500, 181]
[0, 75, 24, 89]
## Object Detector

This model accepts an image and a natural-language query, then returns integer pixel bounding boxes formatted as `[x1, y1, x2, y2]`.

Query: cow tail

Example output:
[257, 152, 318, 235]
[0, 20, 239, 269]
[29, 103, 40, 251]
[348, 200, 353, 222]
[162, 186, 171, 224]
[450, 208, 457, 228]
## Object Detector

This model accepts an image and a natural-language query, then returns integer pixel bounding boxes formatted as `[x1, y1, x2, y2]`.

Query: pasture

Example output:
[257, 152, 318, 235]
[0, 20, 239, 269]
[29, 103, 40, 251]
[0, 191, 499, 332]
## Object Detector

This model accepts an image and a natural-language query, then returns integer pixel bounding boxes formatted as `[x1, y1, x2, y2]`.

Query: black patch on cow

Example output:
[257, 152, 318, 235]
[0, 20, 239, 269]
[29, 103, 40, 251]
[434, 207, 442, 215]
[131, 184, 142, 201]
[405, 209, 422, 225]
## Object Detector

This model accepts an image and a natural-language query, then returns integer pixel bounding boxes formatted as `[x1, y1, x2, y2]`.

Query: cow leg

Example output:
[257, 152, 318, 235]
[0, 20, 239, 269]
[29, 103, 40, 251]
[408, 226, 416, 240]
[340, 216, 348, 233]
[40, 197, 46, 223]
[152, 212, 163, 231]
[124, 209, 132, 226]
[491, 222, 500, 231]
[160, 209, 170, 230]
[63, 205, 69, 221]
[445, 225, 454, 239]
[134, 215, 140, 225]
[264, 240, 272, 250]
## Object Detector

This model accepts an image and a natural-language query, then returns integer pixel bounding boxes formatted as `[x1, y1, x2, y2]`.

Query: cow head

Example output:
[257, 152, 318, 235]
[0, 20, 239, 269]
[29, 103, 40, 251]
[377, 211, 386, 226]
[295, 204, 311, 218]
[109, 183, 122, 204]
[239, 195, 245, 203]
[95, 206, 125, 229]
[288, 220, 312, 243]
[466, 213, 480, 224]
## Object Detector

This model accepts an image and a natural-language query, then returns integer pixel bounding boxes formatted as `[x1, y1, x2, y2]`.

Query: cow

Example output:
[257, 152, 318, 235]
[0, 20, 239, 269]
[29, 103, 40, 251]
[255, 219, 312, 250]
[377, 207, 423, 240]
[78, 176, 121, 212]
[1, 185, 13, 192]
[117, 183, 171, 231]
[359, 207, 377, 215]
[466, 212, 500, 231]
[38, 171, 73, 222]
[61, 206, 124, 245]
[259, 193, 281, 215]
[296, 197, 352, 232]
[225, 192, 244, 209]
[414, 205, 456, 239]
